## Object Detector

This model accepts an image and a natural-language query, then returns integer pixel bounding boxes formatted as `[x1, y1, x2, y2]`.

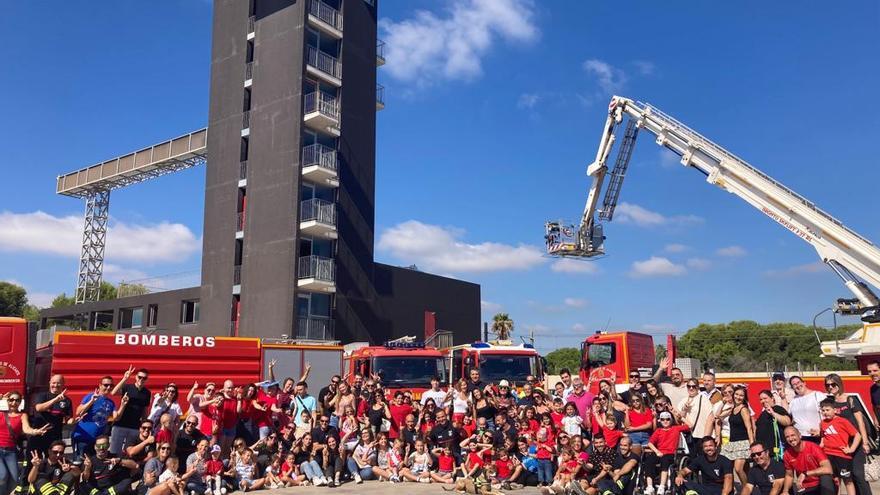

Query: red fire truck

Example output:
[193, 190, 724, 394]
[344, 341, 446, 399]
[0, 317, 343, 406]
[446, 341, 545, 388]
[579, 330, 875, 411]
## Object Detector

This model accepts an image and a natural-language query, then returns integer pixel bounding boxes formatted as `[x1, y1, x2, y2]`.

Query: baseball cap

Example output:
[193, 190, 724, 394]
[498, 380, 510, 388]
[260, 381, 280, 389]
[211, 445, 222, 453]
[771, 373, 785, 382]
[659, 412, 673, 420]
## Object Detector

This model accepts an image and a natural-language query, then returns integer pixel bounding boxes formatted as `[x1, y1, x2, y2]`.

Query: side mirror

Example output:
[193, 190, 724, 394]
[465, 356, 474, 367]
[540, 357, 548, 374]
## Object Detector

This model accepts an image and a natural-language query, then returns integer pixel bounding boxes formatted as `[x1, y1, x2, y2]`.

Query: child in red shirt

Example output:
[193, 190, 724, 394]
[155, 413, 175, 445]
[204, 445, 226, 494]
[492, 449, 521, 485]
[280, 452, 306, 486]
[599, 414, 623, 449]
[430, 446, 456, 484]
[550, 398, 565, 430]
[819, 399, 860, 494]
[645, 411, 689, 494]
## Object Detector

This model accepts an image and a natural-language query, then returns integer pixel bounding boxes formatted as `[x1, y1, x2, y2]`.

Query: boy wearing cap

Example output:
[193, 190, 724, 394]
[643, 410, 688, 495]
[204, 444, 227, 495]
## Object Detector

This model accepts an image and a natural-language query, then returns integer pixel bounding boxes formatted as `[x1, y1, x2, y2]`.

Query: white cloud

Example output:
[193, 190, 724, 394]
[632, 60, 656, 76]
[27, 292, 56, 309]
[103, 264, 149, 283]
[629, 256, 686, 278]
[380, 0, 538, 85]
[664, 244, 689, 253]
[717, 245, 747, 257]
[764, 262, 826, 278]
[517, 93, 541, 109]
[0, 211, 200, 263]
[615, 203, 703, 228]
[378, 220, 545, 272]
[572, 323, 586, 332]
[583, 59, 628, 94]
[564, 297, 587, 308]
[481, 300, 503, 313]
[641, 323, 675, 333]
[659, 149, 680, 169]
[686, 258, 712, 270]
[550, 258, 599, 274]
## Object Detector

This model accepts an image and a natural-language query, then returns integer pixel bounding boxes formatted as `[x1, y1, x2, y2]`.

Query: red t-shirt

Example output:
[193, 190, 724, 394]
[205, 459, 224, 476]
[600, 426, 623, 449]
[281, 461, 295, 476]
[559, 459, 580, 475]
[467, 451, 484, 468]
[388, 403, 413, 439]
[437, 453, 455, 472]
[535, 442, 554, 460]
[494, 458, 514, 479]
[627, 408, 653, 428]
[255, 392, 278, 428]
[820, 416, 857, 459]
[648, 424, 689, 455]
[462, 422, 476, 437]
[550, 412, 564, 429]
[784, 441, 829, 490]
[155, 428, 173, 445]
[220, 396, 240, 430]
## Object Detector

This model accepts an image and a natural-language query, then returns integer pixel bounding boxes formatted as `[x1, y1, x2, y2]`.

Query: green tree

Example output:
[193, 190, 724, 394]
[0, 281, 28, 317]
[545, 347, 581, 374]
[117, 283, 150, 298]
[655, 344, 667, 364]
[491, 313, 514, 341]
[677, 320, 857, 372]
[99, 281, 117, 301]
[51, 293, 76, 308]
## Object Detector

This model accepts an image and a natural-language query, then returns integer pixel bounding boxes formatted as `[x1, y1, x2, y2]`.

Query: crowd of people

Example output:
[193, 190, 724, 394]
[0, 359, 878, 495]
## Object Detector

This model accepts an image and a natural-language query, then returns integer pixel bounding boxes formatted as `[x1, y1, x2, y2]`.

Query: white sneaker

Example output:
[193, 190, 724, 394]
[656, 487, 666, 495]
[314, 477, 325, 486]
[644, 486, 656, 495]
[220, 489, 227, 495]
[354, 473, 363, 484]
[205, 489, 213, 495]
[419, 477, 430, 483]
[390, 475, 399, 483]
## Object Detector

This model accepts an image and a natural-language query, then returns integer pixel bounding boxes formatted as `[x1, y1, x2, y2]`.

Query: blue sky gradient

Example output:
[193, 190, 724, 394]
[1, 1, 878, 353]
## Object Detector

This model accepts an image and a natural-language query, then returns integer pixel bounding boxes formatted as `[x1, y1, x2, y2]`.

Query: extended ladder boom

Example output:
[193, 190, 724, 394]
[557, 96, 880, 315]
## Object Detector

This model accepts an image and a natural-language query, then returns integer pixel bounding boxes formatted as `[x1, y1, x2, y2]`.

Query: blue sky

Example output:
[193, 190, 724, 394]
[1, 1, 879, 354]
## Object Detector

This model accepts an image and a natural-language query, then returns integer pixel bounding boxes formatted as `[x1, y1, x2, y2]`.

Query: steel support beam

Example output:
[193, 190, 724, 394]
[75, 189, 110, 303]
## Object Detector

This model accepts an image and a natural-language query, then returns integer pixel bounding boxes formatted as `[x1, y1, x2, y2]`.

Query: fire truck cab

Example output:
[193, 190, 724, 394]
[344, 341, 446, 396]
[579, 331, 656, 393]
[446, 341, 545, 387]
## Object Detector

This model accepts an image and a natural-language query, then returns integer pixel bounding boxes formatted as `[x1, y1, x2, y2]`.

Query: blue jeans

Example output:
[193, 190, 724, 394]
[345, 458, 373, 480]
[186, 479, 208, 494]
[536, 459, 554, 484]
[0, 448, 18, 495]
[300, 460, 323, 480]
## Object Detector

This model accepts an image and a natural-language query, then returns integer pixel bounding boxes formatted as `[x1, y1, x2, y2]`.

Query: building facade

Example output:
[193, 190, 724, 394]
[41, 0, 481, 345]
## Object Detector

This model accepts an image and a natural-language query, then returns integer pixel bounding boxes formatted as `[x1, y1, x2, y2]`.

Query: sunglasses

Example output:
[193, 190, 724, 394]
[7, 397, 21, 402]
[659, 418, 672, 422]
[95, 444, 109, 450]
[101, 383, 113, 388]
[136, 375, 148, 380]
[141, 426, 152, 430]
[159, 447, 171, 451]
[50, 450, 64, 455]
[234, 443, 245, 447]
[750, 450, 766, 458]
[629, 374, 640, 378]
[186, 421, 198, 426]
[824, 382, 838, 388]
[687, 385, 698, 389]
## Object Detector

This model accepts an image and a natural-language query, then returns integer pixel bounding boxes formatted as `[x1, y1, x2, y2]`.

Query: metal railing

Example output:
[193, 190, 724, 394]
[376, 84, 385, 106]
[245, 61, 254, 81]
[300, 198, 337, 226]
[376, 39, 386, 63]
[308, 0, 343, 31]
[296, 317, 335, 341]
[303, 92, 339, 120]
[242, 110, 250, 129]
[247, 15, 255, 35]
[302, 143, 338, 171]
[240, 161, 248, 180]
[298, 255, 335, 282]
[233, 265, 241, 285]
[306, 46, 341, 80]
[237, 212, 245, 231]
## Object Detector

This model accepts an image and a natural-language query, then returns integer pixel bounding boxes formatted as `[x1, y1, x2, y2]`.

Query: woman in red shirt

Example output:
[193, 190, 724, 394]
[0, 391, 50, 495]
[624, 394, 654, 455]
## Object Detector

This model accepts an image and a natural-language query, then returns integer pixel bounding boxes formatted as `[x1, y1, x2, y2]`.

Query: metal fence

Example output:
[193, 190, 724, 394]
[242, 110, 250, 129]
[306, 46, 341, 79]
[302, 143, 338, 171]
[237, 212, 245, 231]
[308, 0, 343, 31]
[303, 92, 339, 119]
[377, 39, 386, 62]
[233, 265, 241, 285]
[240, 161, 247, 180]
[245, 61, 254, 81]
[296, 317, 335, 341]
[247, 15, 255, 35]
[376, 84, 385, 106]
[298, 255, 335, 282]
[300, 198, 337, 225]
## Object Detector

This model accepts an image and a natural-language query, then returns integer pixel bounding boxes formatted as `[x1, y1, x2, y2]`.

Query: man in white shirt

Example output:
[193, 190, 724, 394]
[660, 367, 689, 408]
[559, 368, 575, 402]
[420, 376, 449, 408]
[787, 376, 822, 442]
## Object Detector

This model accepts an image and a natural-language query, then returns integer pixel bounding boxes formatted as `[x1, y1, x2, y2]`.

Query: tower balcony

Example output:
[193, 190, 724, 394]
[296, 317, 335, 341]
[303, 92, 340, 136]
[377, 39, 386, 66]
[307, 0, 343, 39]
[301, 143, 339, 187]
[300, 198, 337, 240]
[376, 84, 385, 111]
[298, 255, 336, 293]
[306, 46, 342, 87]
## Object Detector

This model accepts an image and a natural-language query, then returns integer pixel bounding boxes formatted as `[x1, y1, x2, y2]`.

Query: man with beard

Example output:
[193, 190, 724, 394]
[429, 410, 462, 462]
[175, 416, 205, 472]
[675, 436, 733, 495]
[466, 369, 485, 394]
[584, 434, 616, 485]
[782, 427, 834, 495]
[620, 370, 649, 405]
[576, 436, 638, 495]
[25, 441, 79, 495]
[29, 375, 72, 455]
[81, 436, 138, 495]
[742, 442, 785, 495]
[318, 375, 341, 417]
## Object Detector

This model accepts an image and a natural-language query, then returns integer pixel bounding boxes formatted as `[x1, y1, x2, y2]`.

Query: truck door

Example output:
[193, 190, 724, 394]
[452, 350, 463, 383]
[0, 318, 28, 399]
[583, 342, 617, 393]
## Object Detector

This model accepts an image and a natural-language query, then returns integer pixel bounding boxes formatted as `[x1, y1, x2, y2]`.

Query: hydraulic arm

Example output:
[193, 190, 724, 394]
[546, 96, 880, 320]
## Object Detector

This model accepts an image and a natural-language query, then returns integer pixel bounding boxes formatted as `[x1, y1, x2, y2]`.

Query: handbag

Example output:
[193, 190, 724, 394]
[380, 418, 392, 432]
[2, 412, 23, 457]
[866, 454, 880, 482]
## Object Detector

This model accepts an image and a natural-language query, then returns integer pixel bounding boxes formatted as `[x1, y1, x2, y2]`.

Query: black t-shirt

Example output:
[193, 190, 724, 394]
[611, 451, 638, 474]
[747, 460, 785, 493]
[587, 446, 616, 472]
[871, 383, 880, 410]
[466, 380, 485, 393]
[620, 385, 649, 405]
[401, 427, 419, 448]
[35, 459, 66, 483]
[687, 454, 732, 486]
[317, 386, 335, 415]
[429, 421, 461, 454]
[493, 426, 518, 447]
[30, 392, 72, 441]
[87, 455, 127, 488]
[754, 406, 790, 452]
[116, 384, 151, 429]
[310, 426, 340, 445]
[176, 429, 206, 464]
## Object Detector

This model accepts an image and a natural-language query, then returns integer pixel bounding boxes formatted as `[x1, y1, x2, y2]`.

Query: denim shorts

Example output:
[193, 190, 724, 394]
[222, 427, 237, 438]
[628, 431, 650, 446]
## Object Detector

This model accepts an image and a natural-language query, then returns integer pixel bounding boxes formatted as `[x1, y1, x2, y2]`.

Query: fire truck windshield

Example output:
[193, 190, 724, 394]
[373, 357, 446, 388]
[479, 355, 535, 383]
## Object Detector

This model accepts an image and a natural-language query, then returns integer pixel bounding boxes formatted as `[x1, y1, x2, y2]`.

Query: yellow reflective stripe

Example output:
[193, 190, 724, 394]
[90, 489, 99, 495]
[56, 484, 67, 492]
[108, 488, 116, 495]
[39, 484, 55, 495]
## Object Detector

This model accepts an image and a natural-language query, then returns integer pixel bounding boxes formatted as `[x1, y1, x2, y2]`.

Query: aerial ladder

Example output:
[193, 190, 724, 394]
[545, 96, 880, 361]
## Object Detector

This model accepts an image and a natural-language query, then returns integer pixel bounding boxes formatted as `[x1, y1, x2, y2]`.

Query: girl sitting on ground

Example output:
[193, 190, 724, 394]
[430, 446, 456, 484]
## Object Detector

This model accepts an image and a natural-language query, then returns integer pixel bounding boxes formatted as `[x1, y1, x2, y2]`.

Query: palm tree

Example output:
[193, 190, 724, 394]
[491, 313, 514, 341]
